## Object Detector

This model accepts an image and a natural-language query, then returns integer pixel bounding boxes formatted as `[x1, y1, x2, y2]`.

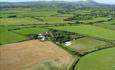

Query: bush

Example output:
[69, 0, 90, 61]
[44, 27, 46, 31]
[49, 30, 83, 43]
[8, 15, 16, 18]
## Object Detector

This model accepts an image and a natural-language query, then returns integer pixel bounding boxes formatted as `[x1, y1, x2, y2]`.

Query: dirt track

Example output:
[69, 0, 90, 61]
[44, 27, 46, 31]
[0, 40, 72, 70]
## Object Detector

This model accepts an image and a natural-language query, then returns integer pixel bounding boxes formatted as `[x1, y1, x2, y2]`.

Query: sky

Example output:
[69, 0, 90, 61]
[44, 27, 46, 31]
[0, 0, 115, 4]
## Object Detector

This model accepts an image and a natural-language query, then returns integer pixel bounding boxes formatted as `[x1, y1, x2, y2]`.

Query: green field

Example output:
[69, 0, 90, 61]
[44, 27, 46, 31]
[0, 26, 48, 44]
[0, 16, 71, 25]
[0, 11, 58, 17]
[0, 26, 28, 44]
[20, 11, 57, 17]
[50, 25, 115, 40]
[35, 16, 70, 24]
[75, 47, 115, 70]
[80, 17, 110, 23]
[0, 17, 43, 25]
[0, 25, 35, 30]
[13, 27, 48, 35]
[68, 37, 108, 53]
[94, 20, 115, 30]
[0, 31, 28, 44]
[54, 14, 73, 17]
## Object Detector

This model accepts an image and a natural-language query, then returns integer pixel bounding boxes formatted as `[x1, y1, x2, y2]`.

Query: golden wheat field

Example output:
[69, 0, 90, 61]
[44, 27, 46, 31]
[0, 40, 73, 70]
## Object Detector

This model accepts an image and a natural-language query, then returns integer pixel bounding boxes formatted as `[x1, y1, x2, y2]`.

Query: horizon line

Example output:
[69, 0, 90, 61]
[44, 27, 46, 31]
[0, 0, 115, 5]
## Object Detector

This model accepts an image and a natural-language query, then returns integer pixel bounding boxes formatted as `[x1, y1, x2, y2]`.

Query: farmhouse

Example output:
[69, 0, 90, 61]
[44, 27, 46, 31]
[37, 32, 48, 41]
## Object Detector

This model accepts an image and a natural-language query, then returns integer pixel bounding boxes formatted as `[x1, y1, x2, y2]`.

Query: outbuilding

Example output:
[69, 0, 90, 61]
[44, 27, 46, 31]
[64, 41, 72, 46]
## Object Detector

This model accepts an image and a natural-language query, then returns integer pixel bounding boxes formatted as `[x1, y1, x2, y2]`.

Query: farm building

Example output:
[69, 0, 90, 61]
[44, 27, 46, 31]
[37, 32, 48, 41]
[64, 41, 72, 46]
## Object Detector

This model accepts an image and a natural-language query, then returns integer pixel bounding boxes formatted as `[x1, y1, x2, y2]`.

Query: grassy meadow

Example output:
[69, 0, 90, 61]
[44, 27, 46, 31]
[0, 26, 29, 44]
[0, 17, 43, 25]
[68, 37, 108, 54]
[50, 25, 115, 40]
[80, 17, 110, 23]
[75, 47, 115, 70]
[94, 20, 115, 30]
[0, 31, 28, 44]
[13, 27, 48, 35]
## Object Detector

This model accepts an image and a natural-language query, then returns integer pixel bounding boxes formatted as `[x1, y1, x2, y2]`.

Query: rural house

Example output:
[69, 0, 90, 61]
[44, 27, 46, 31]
[37, 32, 48, 41]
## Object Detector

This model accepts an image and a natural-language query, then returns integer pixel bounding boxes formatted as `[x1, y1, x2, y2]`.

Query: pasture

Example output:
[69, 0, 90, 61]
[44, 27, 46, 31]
[0, 31, 28, 44]
[13, 27, 48, 35]
[0, 40, 73, 70]
[0, 17, 43, 25]
[20, 11, 57, 17]
[94, 20, 115, 30]
[75, 47, 115, 70]
[50, 25, 115, 40]
[35, 17, 70, 24]
[68, 37, 108, 54]
[0, 26, 48, 44]
[0, 10, 58, 17]
[0, 26, 28, 44]
[80, 17, 110, 23]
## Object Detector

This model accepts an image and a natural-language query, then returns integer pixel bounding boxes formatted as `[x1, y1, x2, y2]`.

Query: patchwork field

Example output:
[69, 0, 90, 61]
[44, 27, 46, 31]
[50, 25, 115, 40]
[68, 37, 108, 53]
[75, 47, 115, 70]
[94, 20, 115, 30]
[0, 26, 49, 44]
[0, 26, 29, 44]
[0, 17, 71, 25]
[20, 11, 57, 17]
[0, 31, 28, 44]
[0, 11, 57, 17]
[13, 27, 48, 35]
[80, 17, 110, 23]
[0, 2, 115, 70]
[0, 25, 34, 31]
[35, 17, 70, 24]
[0, 40, 73, 70]
[0, 17, 43, 25]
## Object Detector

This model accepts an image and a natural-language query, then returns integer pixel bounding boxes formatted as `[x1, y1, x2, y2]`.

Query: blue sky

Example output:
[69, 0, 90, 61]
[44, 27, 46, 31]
[0, 0, 115, 4]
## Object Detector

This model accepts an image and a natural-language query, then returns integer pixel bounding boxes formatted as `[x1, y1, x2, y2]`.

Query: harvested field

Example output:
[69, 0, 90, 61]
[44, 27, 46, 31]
[0, 40, 73, 70]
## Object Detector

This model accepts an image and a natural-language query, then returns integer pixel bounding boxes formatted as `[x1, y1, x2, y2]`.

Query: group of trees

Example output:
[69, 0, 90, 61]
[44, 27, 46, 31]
[64, 15, 92, 21]
[49, 29, 84, 44]
[63, 9, 115, 25]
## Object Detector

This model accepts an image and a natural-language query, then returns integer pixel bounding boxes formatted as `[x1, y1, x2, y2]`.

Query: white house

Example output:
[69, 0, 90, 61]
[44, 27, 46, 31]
[37, 32, 48, 41]
[64, 41, 72, 46]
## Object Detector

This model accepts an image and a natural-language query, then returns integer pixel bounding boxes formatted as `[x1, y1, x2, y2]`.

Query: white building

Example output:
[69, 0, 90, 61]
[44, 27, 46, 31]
[64, 41, 72, 46]
[37, 32, 48, 41]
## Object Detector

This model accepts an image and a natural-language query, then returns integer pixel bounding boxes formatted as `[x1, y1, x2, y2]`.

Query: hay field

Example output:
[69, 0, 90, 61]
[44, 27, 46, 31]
[0, 40, 73, 70]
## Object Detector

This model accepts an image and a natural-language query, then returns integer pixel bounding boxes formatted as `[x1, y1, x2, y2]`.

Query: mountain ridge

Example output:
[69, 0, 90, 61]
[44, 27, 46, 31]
[0, 0, 115, 8]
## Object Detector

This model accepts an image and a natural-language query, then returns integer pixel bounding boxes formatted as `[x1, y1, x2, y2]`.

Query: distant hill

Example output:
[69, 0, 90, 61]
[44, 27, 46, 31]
[0, 0, 115, 9]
